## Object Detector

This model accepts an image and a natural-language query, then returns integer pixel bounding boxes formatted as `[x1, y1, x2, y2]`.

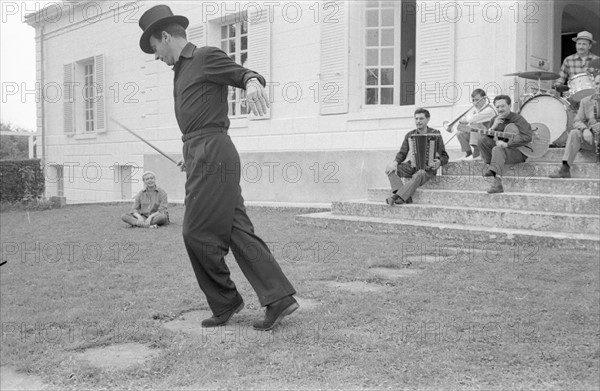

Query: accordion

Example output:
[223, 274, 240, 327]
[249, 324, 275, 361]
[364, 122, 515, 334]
[409, 134, 439, 170]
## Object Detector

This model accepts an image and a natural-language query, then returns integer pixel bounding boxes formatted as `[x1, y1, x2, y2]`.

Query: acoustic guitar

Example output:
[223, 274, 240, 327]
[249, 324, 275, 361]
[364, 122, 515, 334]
[457, 122, 551, 158]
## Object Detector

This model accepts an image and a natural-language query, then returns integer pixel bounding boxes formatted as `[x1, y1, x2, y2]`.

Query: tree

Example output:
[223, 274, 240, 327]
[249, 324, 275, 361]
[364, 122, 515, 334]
[1, 122, 31, 160]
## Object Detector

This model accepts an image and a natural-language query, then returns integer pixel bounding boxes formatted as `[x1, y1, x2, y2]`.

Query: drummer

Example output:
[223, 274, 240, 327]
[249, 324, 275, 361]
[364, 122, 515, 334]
[554, 31, 599, 89]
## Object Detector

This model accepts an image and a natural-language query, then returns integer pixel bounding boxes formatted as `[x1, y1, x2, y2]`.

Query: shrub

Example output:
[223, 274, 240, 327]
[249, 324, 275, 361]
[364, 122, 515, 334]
[0, 159, 45, 203]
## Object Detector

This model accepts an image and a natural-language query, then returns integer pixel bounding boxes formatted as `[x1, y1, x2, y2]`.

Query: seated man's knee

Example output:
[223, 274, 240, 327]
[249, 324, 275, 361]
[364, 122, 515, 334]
[491, 145, 505, 156]
[151, 213, 169, 226]
[414, 169, 428, 178]
[568, 128, 583, 141]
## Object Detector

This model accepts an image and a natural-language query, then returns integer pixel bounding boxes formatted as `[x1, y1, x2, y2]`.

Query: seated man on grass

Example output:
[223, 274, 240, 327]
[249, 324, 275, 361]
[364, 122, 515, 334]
[121, 171, 169, 228]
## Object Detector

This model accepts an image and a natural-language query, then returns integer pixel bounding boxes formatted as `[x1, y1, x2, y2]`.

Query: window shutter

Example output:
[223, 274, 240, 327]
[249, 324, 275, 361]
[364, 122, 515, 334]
[187, 24, 206, 47]
[63, 63, 75, 135]
[320, 1, 348, 115]
[247, 9, 271, 120]
[414, 1, 455, 107]
[94, 54, 107, 132]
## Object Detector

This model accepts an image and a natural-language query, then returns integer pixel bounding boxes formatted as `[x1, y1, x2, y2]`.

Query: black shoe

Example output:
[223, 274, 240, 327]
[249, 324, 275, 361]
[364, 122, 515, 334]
[253, 296, 299, 331]
[483, 170, 495, 177]
[386, 194, 401, 206]
[405, 197, 413, 204]
[549, 165, 571, 178]
[549, 143, 559, 148]
[486, 178, 504, 194]
[201, 301, 244, 328]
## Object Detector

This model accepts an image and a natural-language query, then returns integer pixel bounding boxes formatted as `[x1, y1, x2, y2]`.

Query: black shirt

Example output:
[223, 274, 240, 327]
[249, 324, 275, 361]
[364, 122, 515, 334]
[489, 112, 532, 148]
[172, 43, 265, 134]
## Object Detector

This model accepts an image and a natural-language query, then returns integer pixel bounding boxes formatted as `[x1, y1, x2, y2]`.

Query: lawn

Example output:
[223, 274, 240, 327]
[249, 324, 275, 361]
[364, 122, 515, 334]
[1, 203, 598, 390]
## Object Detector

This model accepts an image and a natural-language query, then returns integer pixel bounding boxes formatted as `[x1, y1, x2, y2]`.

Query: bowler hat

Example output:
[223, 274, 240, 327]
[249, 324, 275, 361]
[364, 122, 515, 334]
[139, 5, 189, 54]
[572, 31, 596, 44]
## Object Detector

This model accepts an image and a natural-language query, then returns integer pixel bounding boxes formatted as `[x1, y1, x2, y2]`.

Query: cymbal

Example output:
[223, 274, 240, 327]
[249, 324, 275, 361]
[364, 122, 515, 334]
[515, 71, 561, 80]
[589, 58, 600, 69]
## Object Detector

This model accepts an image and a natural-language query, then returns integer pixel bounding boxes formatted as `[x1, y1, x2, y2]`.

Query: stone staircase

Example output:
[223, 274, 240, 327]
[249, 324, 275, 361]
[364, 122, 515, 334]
[295, 149, 600, 250]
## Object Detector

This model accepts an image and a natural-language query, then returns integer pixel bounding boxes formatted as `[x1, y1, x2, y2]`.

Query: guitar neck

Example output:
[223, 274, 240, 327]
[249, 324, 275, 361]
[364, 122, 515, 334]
[471, 127, 515, 139]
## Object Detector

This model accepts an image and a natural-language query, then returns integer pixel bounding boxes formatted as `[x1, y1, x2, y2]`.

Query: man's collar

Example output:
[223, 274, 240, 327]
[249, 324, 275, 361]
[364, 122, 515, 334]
[574, 52, 591, 60]
[173, 42, 196, 71]
[180, 42, 195, 58]
[414, 126, 433, 133]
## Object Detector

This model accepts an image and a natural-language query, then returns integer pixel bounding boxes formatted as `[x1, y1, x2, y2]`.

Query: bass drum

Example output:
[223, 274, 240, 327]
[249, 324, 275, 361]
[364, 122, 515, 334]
[519, 95, 575, 143]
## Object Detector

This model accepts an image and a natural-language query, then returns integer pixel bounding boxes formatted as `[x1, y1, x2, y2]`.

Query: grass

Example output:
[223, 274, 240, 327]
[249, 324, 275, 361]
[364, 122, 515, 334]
[0, 204, 599, 390]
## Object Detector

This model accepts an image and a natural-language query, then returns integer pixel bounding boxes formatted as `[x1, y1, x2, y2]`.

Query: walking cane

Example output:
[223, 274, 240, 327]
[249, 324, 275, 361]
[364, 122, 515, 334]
[110, 118, 180, 166]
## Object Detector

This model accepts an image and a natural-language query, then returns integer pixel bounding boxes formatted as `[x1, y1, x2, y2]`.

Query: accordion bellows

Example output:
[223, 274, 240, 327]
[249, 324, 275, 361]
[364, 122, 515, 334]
[409, 134, 439, 170]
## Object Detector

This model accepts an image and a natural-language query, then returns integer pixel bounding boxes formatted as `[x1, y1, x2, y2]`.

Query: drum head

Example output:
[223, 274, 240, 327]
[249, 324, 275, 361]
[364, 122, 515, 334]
[519, 95, 570, 142]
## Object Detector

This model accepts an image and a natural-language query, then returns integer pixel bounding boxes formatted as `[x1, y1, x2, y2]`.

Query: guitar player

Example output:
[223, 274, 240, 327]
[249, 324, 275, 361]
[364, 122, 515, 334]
[477, 95, 533, 194]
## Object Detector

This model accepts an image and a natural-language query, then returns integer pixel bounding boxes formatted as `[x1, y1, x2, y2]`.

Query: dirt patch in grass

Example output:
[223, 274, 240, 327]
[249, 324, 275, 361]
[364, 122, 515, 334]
[163, 309, 265, 343]
[74, 343, 160, 371]
[295, 296, 321, 311]
[369, 267, 422, 279]
[163, 309, 214, 337]
[0, 367, 48, 390]
[324, 280, 389, 293]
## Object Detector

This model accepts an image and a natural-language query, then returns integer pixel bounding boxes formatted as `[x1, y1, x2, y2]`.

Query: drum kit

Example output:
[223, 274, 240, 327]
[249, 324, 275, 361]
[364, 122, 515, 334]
[507, 67, 598, 143]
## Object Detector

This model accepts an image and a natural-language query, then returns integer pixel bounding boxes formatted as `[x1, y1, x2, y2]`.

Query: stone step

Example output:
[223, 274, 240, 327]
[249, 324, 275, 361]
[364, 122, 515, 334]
[331, 201, 599, 235]
[528, 148, 598, 163]
[416, 177, 599, 196]
[367, 188, 600, 215]
[443, 161, 599, 179]
[294, 212, 600, 251]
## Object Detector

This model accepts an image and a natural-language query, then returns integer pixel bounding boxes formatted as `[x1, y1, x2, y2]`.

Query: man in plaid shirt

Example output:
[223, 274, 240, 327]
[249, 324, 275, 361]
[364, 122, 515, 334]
[555, 31, 599, 86]
[550, 31, 599, 147]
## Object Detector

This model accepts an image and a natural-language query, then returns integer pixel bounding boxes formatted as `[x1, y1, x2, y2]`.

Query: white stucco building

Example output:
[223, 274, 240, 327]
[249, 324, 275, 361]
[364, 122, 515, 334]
[25, 0, 600, 203]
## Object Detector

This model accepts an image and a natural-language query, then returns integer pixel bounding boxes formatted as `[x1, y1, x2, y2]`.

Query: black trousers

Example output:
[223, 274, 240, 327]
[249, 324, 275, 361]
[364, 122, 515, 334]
[182, 130, 296, 316]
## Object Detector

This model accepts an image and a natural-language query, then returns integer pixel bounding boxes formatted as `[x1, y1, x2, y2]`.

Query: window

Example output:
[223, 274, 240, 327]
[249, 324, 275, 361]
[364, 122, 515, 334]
[63, 54, 106, 135]
[364, 1, 399, 105]
[221, 15, 248, 117]
[83, 62, 95, 132]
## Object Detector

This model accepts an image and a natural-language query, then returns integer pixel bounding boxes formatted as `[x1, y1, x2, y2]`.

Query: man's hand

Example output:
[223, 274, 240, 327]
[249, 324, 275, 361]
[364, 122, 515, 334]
[583, 128, 595, 144]
[385, 161, 398, 176]
[491, 116, 504, 130]
[177, 159, 186, 172]
[246, 78, 270, 116]
[496, 140, 508, 148]
[428, 159, 441, 171]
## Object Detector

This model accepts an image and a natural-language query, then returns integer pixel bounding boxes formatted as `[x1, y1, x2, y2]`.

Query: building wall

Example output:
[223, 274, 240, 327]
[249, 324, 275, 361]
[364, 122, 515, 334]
[31, 1, 543, 203]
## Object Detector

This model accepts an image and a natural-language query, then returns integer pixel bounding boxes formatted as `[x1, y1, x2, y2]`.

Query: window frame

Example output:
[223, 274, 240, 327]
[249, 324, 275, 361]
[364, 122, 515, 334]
[219, 13, 249, 118]
[362, 1, 402, 108]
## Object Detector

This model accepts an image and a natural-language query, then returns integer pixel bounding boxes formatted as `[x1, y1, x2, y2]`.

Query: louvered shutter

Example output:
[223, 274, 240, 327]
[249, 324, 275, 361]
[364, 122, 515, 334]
[187, 24, 206, 47]
[94, 54, 107, 132]
[414, 1, 455, 107]
[247, 9, 271, 120]
[320, 1, 348, 115]
[63, 63, 75, 134]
